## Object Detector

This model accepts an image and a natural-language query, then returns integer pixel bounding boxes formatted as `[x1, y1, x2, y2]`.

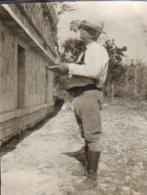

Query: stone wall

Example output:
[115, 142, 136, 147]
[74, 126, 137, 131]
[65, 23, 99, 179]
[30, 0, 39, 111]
[0, 3, 58, 146]
[21, 3, 57, 50]
[0, 106, 54, 146]
[0, 19, 17, 113]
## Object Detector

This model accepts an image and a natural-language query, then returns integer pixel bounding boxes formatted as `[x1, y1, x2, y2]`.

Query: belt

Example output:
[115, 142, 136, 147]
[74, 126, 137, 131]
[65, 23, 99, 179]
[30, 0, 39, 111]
[67, 84, 102, 98]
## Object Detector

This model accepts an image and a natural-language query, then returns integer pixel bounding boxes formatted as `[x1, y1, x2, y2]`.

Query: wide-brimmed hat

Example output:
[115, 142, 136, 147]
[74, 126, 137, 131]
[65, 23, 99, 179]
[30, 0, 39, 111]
[79, 20, 105, 34]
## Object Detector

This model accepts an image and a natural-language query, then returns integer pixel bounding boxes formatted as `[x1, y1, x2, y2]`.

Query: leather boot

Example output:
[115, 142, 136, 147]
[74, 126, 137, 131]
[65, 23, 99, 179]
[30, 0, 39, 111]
[74, 151, 100, 191]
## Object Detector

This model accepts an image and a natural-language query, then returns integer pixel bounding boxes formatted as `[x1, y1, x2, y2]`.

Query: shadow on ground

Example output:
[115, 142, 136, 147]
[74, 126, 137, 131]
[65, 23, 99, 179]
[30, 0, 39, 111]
[0, 99, 64, 158]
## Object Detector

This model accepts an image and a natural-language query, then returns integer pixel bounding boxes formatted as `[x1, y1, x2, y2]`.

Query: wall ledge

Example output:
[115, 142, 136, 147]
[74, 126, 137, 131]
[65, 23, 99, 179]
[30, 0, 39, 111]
[0, 102, 54, 123]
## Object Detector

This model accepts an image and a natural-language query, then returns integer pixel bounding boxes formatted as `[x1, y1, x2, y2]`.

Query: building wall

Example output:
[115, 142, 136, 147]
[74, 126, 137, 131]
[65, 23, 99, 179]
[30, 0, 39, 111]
[25, 47, 54, 107]
[0, 3, 57, 146]
[22, 3, 57, 49]
[0, 106, 54, 146]
[0, 19, 17, 113]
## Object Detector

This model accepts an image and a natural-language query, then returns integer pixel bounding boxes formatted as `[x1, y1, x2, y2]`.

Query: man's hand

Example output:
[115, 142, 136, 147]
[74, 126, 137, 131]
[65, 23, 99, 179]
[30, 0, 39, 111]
[48, 65, 62, 74]
[60, 63, 69, 74]
[48, 63, 69, 75]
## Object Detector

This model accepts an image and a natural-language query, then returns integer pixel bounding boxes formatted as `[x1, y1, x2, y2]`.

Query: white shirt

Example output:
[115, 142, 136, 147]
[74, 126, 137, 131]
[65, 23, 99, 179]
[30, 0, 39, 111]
[68, 42, 109, 87]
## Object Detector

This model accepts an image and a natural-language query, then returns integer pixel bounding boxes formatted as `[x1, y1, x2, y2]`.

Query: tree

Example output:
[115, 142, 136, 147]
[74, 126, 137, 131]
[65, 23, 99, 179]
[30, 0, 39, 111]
[52, 2, 74, 16]
[103, 39, 127, 98]
[104, 39, 127, 84]
[61, 38, 86, 63]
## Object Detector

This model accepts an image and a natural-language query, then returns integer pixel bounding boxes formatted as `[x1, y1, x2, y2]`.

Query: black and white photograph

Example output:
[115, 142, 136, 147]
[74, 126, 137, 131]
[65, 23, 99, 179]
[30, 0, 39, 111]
[0, 1, 147, 194]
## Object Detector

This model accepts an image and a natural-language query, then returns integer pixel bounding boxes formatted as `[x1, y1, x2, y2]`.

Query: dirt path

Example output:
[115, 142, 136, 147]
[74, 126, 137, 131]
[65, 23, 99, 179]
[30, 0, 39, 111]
[1, 99, 147, 195]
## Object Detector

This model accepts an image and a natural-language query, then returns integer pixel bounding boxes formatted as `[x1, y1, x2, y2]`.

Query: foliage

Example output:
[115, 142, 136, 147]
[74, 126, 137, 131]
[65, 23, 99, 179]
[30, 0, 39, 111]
[70, 19, 87, 32]
[61, 38, 86, 62]
[52, 3, 74, 15]
[104, 39, 127, 84]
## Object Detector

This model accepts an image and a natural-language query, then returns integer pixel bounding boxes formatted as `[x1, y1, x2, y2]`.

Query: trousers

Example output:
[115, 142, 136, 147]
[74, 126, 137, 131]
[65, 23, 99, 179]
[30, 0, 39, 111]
[73, 89, 103, 152]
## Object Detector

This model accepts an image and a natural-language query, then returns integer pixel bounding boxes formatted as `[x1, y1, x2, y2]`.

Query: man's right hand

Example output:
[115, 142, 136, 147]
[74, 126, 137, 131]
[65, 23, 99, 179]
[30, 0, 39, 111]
[48, 65, 61, 74]
[48, 63, 69, 75]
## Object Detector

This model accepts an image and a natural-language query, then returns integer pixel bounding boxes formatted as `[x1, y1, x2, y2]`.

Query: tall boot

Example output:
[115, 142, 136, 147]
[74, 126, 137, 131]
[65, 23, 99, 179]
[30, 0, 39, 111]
[74, 150, 100, 190]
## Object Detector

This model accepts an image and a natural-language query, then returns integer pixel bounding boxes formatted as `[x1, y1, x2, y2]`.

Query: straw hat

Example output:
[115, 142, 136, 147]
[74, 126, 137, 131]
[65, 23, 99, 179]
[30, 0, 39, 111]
[79, 19, 105, 34]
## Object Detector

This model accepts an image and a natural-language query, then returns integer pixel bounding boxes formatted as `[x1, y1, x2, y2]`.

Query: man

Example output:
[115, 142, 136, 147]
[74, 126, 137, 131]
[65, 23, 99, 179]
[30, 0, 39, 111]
[49, 19, 109, 190]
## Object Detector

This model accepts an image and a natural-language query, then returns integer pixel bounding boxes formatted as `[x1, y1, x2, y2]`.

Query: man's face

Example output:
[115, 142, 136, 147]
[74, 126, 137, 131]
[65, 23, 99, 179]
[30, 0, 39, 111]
[80, 28, 91, 42]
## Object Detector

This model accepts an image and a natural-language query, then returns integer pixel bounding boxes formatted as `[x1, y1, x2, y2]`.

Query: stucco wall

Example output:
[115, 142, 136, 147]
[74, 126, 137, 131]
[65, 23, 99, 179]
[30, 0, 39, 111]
[0, 3, 57, 146]
[0, 18, 55, 113]
[0, 19, 17, 113]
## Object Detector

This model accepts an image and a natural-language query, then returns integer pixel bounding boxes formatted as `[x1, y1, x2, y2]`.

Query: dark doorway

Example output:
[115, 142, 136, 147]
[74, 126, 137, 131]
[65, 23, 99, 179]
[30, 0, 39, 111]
[17, 45, 25, 108]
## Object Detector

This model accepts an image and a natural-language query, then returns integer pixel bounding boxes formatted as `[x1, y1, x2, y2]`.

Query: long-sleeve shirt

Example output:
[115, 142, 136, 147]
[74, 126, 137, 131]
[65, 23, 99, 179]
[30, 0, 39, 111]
[68, 42, 109, 88]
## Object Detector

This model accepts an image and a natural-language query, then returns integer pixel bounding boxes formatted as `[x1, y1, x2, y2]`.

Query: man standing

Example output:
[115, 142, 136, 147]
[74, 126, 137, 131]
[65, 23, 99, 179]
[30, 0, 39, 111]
[49, 19, 109, 190]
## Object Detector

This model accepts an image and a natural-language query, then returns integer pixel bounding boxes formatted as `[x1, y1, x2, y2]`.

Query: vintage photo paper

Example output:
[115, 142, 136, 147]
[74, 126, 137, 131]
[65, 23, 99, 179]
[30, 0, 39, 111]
[0, 1, 147, 194]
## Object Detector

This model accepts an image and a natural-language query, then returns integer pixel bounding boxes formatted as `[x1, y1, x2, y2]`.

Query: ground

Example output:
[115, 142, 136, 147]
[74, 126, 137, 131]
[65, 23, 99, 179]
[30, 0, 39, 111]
[1, 99, 147, 195]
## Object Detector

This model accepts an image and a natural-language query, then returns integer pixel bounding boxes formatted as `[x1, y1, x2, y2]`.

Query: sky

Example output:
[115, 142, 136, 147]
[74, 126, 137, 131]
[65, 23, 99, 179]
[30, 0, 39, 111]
[57, 1, 147, 64]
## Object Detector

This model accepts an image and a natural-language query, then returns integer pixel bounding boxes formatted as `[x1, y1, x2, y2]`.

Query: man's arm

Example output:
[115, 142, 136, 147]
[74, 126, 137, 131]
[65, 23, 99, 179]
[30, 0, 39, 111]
[68, 44, 109, 80]
[68, 63, 99, 79]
